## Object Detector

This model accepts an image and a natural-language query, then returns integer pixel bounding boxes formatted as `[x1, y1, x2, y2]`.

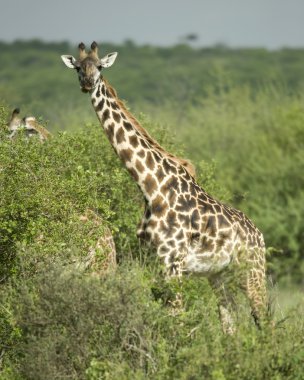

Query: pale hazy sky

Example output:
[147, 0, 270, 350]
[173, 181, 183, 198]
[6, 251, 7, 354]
[1, 0, 304, 49]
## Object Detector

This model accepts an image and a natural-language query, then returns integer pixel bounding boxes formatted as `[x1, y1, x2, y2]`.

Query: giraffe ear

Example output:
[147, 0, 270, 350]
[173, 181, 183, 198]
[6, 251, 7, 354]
[99, 52, 118, 68]
[61, 55, 77, 69]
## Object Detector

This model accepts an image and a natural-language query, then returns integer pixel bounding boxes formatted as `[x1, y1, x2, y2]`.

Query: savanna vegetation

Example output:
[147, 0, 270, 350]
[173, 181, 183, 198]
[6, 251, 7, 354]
[0, 40, 303, 379]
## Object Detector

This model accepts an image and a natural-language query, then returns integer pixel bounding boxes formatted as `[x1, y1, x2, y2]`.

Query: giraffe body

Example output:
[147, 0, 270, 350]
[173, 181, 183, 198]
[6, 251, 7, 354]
[61, 42, 267, 332]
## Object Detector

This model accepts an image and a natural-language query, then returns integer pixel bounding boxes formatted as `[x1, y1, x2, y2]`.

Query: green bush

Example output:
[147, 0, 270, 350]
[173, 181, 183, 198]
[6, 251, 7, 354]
[11, 263, 164, 380]
[0, 120, 142, 278]
[2, 260, 304, 380]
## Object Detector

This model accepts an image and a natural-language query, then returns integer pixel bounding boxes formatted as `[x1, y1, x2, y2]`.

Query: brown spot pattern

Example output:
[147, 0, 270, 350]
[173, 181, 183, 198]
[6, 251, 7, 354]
[206, 215, 217, 237]
[111, 102, 119, 110]
[115, 127, 126, 144]
[146, 151, 155, 171]
[112, 111, 121, 123]
[102, 108, 110, 122]
[123, 121, 133, 131]
[152, 195, 167, 217]
[161, 176, 179, 194]
[155, 166, 166, 182]
[129, 135, 139, 148]
[166, 210, 177, 227]
[106, 123, 115, 144]
[96, 98, 105, 111]
[138, 150, 146, 158]
[143, 174, 157, 195]
[120, 148, 133, 162]
[135, 159, 145, 173]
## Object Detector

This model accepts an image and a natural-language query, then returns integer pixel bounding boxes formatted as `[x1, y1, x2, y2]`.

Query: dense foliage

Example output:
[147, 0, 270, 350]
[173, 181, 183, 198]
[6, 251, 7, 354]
[0, 41, 304, 378]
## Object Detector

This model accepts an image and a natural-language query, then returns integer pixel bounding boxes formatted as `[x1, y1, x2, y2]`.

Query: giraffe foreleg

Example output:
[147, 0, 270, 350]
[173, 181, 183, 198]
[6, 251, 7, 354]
[158, 244, 187, 314]
[136, 201, 151, 242]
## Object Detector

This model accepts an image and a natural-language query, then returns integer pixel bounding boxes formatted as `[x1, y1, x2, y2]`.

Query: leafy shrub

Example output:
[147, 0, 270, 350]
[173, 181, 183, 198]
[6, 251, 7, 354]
[2, 260, 304, 380]
[0, 119, 142, 279]
[11, 263, 164, 380]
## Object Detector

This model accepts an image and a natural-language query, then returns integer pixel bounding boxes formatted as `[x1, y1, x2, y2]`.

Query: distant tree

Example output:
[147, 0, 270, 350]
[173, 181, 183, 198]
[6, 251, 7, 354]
[180, 33, 199, 44]
[185, 33, 199, 42]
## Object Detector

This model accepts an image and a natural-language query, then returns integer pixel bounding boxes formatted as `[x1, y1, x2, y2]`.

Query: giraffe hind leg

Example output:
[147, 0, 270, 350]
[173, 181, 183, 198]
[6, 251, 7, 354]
[245, 267, 268, 328]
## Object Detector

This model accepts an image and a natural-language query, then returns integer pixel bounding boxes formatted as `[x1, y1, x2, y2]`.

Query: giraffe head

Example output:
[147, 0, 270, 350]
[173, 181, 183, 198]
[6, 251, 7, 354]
[61, 42, 118, 93]
[7, 108, 50, 141]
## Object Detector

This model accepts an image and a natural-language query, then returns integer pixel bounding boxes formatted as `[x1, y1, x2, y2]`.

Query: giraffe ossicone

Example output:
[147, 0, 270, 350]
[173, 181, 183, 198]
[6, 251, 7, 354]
[61, 42, 268, 333]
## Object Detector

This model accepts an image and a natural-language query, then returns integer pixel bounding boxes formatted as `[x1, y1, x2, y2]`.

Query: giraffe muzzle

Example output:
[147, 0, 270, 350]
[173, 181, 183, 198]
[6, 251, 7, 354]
[80, 78, 95, 93]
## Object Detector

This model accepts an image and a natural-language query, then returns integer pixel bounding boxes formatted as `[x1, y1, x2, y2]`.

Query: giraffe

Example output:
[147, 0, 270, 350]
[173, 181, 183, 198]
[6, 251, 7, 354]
[7, 108, 51, 141]
[61, 42, 267, 333]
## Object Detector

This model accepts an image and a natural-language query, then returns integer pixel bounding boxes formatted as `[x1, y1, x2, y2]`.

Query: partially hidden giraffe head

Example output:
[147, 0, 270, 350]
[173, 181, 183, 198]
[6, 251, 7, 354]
[61, 42, 118, 93]
[7, 108, 22, 132]
[8, 109, 37, 131]
[7, 108, 50, 141]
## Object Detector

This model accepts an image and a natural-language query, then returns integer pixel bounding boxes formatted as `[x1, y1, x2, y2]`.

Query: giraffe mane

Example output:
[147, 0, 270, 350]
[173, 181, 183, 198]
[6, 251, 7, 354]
[103, 78, 196, 178]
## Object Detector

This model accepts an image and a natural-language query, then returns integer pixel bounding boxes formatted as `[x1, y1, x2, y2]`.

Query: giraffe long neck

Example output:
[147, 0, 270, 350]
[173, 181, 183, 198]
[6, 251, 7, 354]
[90, 77, 172, 203]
